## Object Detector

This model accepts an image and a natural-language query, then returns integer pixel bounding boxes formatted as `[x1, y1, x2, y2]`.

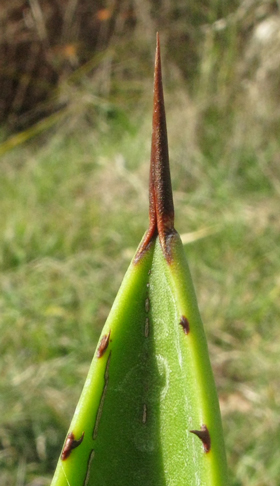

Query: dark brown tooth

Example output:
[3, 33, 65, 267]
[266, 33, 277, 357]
[190, 424, 211, 453]
[61, 431, 85, 460]
[179, 315, 190, 335]
[97, 330, 111, 358]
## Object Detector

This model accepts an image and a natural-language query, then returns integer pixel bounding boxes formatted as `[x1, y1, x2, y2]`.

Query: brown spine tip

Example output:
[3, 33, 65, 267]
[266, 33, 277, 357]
[190, 424, 211, 453]
[61, 431, 85, 460]
[135, 33, 176, 263]
[179, 315, 190, 335]
[97, 330, 111, 358]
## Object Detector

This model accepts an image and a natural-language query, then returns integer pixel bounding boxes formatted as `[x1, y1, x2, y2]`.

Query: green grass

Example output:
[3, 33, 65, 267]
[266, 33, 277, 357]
[1, 84, 280, 486]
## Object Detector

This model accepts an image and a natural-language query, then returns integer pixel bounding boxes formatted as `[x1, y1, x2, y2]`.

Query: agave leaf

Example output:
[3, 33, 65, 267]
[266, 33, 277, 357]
[51, 34, 227, 486]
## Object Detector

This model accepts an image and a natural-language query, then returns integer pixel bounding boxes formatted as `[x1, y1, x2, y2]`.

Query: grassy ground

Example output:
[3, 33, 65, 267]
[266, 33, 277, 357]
[1, 33, 280, 486]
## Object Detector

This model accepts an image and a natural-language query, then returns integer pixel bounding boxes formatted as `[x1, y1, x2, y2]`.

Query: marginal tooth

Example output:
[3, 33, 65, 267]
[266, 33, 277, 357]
[97, 330, 111, 358]
[61, 431, 85, 460]
[179, 315, 190, 335]
[190, 424, 211, 453]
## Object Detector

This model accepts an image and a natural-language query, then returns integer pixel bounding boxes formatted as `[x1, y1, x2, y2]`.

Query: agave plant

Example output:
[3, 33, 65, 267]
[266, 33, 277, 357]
[51, 34, 228, 486]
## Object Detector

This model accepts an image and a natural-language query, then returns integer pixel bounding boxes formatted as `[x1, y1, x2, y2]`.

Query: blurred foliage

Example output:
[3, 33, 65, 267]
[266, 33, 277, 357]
[1, 0, 278, 131]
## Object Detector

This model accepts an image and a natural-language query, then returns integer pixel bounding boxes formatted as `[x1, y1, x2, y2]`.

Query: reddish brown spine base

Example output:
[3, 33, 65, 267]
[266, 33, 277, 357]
[97, 330, 111, 358]
[134, 33, 176, 264]
[190, 424, 211, 453]
[179, 315, 190, 335]
[61, 431, 85, 460]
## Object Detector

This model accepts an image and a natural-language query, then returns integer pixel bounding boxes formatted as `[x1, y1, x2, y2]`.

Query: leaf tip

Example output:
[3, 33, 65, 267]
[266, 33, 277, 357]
[135, 33, 176, 264]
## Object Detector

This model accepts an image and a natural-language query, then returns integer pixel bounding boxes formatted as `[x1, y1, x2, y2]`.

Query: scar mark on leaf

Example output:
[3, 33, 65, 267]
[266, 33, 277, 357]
[145, 317, 149, 337]
[97, 330, 111, 358]
[179, 315, 190, 335]
[84, 449, 95, 486]
[93, 352, 111, 439]
[190, 424, 211, 452]
[61, 431, 85, 460]
[145, 297, 150, 313]
[142, 404, 147, 424]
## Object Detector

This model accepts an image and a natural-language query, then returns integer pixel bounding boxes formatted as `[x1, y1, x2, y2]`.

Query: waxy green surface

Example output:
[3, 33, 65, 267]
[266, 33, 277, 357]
[51, 34, 227, 486]
[51, 234, 227, 486]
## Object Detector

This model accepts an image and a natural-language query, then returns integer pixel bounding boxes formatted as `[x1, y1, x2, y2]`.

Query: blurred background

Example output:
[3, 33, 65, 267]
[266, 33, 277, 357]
[1, 1, 280, 485]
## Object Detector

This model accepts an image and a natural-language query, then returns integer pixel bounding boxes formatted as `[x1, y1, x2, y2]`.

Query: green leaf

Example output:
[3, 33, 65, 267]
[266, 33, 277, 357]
[51, 34, 227, 486]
